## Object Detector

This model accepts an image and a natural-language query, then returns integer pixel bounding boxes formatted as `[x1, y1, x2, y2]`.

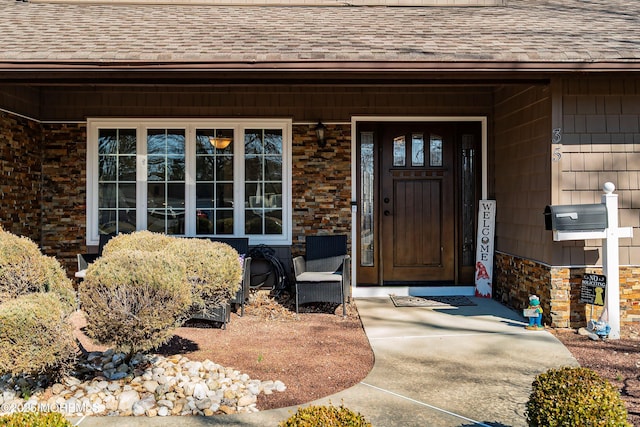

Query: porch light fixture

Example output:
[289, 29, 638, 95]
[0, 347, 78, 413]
[209, 136, 233, 150]
[315, 121, 327, 148]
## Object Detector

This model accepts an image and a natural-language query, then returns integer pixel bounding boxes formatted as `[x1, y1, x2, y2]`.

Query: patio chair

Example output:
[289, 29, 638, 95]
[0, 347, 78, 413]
[293, 235, 351, 317]
[75, 233, 115, 279]
[191, 238, 251, 328]
[208, 237, 251, 317]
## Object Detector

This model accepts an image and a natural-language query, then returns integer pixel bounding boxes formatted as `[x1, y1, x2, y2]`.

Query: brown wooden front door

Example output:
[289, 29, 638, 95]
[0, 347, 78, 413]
[381, 123, 455, 283]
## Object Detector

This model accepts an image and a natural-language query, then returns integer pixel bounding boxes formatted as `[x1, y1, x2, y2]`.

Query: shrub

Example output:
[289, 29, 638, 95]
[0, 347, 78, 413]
[167, 238, 242, 315]
[0, 228, 74, 308]
[0, 293, 76, 378]
[100, 230, 173, 256]
[279, 404, 372, 427]
[526, 366, 631, 427]
[80, 250, 191, 356]
[0, 411, 72, 427]
[40, 255, 76, 314]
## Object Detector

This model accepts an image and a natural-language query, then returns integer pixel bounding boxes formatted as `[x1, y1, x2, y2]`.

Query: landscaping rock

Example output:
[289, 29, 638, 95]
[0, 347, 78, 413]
[0, 351, 285, 417]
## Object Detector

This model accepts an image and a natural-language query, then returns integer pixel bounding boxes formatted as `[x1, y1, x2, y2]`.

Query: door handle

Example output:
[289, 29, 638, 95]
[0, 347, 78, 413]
[384, 210, 391, 216]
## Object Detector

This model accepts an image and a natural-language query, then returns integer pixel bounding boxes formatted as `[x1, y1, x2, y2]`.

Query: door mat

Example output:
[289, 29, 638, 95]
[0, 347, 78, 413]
[390, 295, 476, 308]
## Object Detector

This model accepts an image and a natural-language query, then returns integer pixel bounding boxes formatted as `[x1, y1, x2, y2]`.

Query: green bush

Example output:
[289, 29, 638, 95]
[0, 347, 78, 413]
[0, 228, 75, 309]
[0, 411, 72, 427]
[0, 293, 76, 378]
[167, 238, 242, 316]
[100, 230, 173, 256]
[526, 366, 631, 427]
[279, 404, 372, 427]
[80, 250, 191, 355]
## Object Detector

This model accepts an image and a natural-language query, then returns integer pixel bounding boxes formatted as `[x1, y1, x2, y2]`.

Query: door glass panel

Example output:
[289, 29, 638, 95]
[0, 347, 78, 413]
[412, 133, 424, 167]
[393, 136, 406, 167]
[461, 134, 476, 266]
[429, 134, 443, 167]
[361, 132, 374, 267]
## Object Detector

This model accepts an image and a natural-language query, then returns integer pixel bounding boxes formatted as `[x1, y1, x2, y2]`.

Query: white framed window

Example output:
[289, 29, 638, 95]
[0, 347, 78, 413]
[87, 118, 292, 246]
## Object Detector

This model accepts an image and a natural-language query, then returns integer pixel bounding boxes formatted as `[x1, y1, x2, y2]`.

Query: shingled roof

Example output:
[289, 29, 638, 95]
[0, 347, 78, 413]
[1, 0, 639, 71]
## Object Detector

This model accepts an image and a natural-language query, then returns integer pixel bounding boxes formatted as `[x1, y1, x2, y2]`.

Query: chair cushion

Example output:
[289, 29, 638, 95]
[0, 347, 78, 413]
[296, 271, 342, 283]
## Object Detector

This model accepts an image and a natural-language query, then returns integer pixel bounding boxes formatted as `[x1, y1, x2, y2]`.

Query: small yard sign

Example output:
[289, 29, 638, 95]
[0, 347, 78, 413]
[580, 273, 606, 306]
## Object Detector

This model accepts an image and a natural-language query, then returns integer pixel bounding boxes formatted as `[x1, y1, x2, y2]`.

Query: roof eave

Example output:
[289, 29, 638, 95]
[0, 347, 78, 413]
[1, 60, 640, 73]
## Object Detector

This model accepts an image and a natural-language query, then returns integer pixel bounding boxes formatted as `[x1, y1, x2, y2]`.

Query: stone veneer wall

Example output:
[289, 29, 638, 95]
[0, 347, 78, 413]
[1, 119, 352, 276]
[494, 251, 640, 328]
[0, 110, 42, 242]
[291, 124, 351, 257]
[40, 124, 88, 274]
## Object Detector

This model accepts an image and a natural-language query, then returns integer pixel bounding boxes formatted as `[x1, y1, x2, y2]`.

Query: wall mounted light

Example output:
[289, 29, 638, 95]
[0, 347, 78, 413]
[209, 136, 233, 150]
[315, 121, 327, 148]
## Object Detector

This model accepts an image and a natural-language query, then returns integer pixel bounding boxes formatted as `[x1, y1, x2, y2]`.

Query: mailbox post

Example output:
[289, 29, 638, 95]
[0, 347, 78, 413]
[545, 182, 633, 339]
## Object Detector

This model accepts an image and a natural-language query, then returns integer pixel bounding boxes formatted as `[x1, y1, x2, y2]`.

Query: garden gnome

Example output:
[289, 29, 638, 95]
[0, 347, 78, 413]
[525, 295, 544, 330]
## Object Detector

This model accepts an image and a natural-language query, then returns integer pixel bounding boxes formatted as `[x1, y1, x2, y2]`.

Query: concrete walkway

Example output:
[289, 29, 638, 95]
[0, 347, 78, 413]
[72, 297, 578, 427]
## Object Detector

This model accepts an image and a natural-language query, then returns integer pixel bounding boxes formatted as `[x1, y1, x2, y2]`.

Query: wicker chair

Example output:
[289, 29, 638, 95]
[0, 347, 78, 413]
[293, 235, 351, 317]
[208, 238, 251, 317]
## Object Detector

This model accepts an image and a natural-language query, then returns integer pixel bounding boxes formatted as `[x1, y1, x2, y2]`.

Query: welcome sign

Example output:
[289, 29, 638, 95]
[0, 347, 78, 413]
[475, 200, 496, 298]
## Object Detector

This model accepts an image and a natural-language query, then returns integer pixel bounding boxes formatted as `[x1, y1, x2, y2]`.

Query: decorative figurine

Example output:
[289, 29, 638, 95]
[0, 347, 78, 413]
[524, 295, 544, 330]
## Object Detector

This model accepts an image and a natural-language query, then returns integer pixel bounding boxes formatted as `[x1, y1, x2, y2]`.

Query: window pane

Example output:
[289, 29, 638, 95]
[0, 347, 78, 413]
[147, 129, 166, 154]
[216, 210, 234, 234]
[99, 156, 116, 181]
[166, 130, 185, 155]
[147, 210, 165, 233]
[244, 155, 262, 181]
[147, 156, 166, 181]
[195, 128, 235, 235]
[118, 210, 136, 233]
[147, 183, 165, 208]
[216, 156, 234, 181]
[244, 128, 284, 236]
[147, 128, 186, 221]
[98, 129, 118, 155]
[167, 155, 185, 181]
[264, 157, 282, 181]
[119, 183, 136, 208]
[196, 210, 214, 234]
[97, 128, 138, 236]
[196, 183, 214, 209]
[99, 183, 117, 208]
[167, 210, 185, 235]
[245, 130, 264, 155]
[99, 210, 117, 234]
[119, 129, 137, 153]
[196, 130, 215, 155]
[217, 183, 234, 208]
[167, 183, 185, 209]
[264, 130, 283, 155]
[118, 156, 136, 181]
[196, 157, 214, 181]
[245, 210, 263, 234]
[265, 210, 282, 234]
